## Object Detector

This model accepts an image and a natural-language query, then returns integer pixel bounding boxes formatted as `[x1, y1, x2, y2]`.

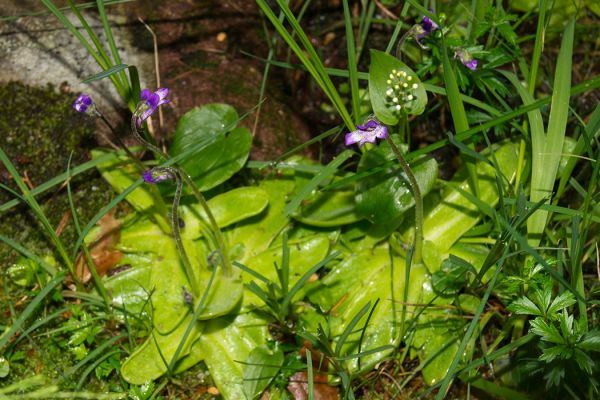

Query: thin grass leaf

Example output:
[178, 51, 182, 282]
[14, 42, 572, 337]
[528, 0, 548, 95]
[468, 377, 530, 400]
[168, 266, 218, 372]
[284, 150, 353, 216]
[434, 248, 508, 400]
[439, 35, 479, 196]
[335, 302, 371, 357]
[356, 298, 379, 370]
[342, 0, 361, 121]
[257, 0, 354, 129]
[279, 232, 290, 299]
[11, 307, 70, 347]
[71, 178, 142, 261]
[0, 0, 132, 22]
[76, 349, 123, 389]
[273, 125, 344, 163]
[65, 333, 126, 378]
[233, 261, 271, 285]
[40, 0, 127, 100]
[501, 197, 600, 223]
[66, 0, 114, 73]
[499, 216, 584, 302]
[528, 18, 574, 245]
[0, 234, 57, 276]
[0, 274, 65, 351]
[66, 154, 110, 307]
[82, 63, 129, 83]
[0, 151, 118, 213]
[0, 148, 74, 277]
[96, 0, 128, 85]
[281, 251, 340, 313]
[334, 345, 395, 361]
[306, 348, 314, 400]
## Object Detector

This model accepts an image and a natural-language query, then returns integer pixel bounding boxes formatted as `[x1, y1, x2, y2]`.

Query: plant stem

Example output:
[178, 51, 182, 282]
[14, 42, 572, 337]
[170, 168, 200, 296]
[180, 173, 232, 276]
[130, 112, 232, 276]
[95, 108, 171, 231]
[385, 137, 423, 263]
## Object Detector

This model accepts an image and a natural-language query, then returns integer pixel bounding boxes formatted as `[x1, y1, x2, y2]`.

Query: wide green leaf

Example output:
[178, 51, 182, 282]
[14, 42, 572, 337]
[243, 344, 284, 399]
[121, 315, 203, 385]
[293, 189, 362, 227]
[181, 186, 269, 239]
[307, 247, 427, 371]
[368, 49, 428, 125]
[187, 127, 253, 191]
[170, 104, 249, 190]
[355, 138, 438, 236]
[197, 312, 270, 399]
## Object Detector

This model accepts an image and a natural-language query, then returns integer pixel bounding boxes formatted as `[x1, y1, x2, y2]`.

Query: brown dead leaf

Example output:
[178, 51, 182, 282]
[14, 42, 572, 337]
[75, 210, 123, 283]
[288, 341, 340, 400]
[287, 371, 340, 400]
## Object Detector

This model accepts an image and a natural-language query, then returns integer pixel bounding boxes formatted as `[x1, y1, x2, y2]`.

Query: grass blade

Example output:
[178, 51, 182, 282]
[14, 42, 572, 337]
[82, 63, 129, 83]
[284, 150, 353, 216]
[342, 0, 361, 121]
[0, 274, 65, 351]
[528, 18, 574, 245]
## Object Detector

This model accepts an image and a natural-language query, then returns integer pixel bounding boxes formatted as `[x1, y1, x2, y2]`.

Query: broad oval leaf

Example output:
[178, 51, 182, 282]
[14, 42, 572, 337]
[368, 49, 427, 125]
[293, 190, 362, 227]
[243, 344, 284, 399]
[170, 104, 248, 190]
[181, 186, 269, 239]
[188, 127, 252, 191]
[121, 315, 203, 385]
[355, 138, 438, 236]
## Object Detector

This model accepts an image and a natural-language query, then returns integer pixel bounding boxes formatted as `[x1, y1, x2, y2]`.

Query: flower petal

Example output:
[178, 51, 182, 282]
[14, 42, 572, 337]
[140, 89, 152, 101]
[345, 130, 363, 146]
[155, 88, 169, 100]
[374, 125, 389, 139]
[139, 105, 157, 124]
[466, 59, 478, 71]
[421, 15, 438, 32]
[146, 93, 160, 108]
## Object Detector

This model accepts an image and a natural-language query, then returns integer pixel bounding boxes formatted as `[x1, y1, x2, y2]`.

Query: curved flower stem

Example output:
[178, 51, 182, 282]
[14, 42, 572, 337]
[385, 136, 423, 264]
[95, 109, 171, 231]
[169, 168, 200, 296]
[180, 173, 232, 276]
[130, 113, 232, 276]
[130, 115, 167, 159]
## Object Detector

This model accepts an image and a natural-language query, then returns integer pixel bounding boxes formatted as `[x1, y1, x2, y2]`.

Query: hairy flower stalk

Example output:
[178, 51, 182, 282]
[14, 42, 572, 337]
[133, 88, 232, 276]
[385, 137, 423, 264]
[144, 166, 200, 296]
[344, 119, 423, 262]
[395, 13, 439, 56]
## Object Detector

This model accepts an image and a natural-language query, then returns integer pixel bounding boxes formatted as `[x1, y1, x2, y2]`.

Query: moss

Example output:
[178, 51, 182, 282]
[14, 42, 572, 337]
[0, 82, 112, 267]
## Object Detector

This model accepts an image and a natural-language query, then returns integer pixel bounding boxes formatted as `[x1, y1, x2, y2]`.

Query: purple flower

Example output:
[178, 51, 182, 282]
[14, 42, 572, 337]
[142, 167, 175, 183]
[455, 49, 478, 71]
[345, 120, 389, 148]
[414, 14, 439, 46]
[73, 94, 93, 113]
[135, 88, 170, 127]
[421, 15, 439, 34]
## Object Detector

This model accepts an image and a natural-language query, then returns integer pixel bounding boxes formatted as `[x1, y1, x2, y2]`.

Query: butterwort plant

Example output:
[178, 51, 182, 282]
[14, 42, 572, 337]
[128, 87, 234, 284]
